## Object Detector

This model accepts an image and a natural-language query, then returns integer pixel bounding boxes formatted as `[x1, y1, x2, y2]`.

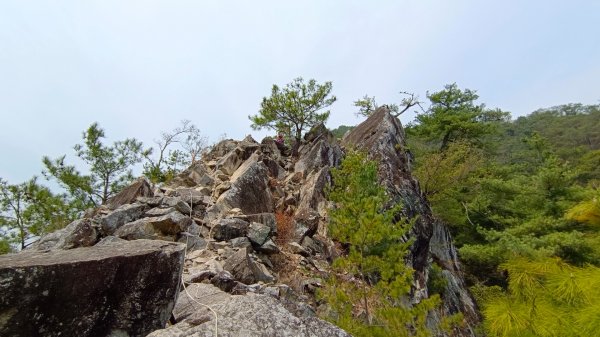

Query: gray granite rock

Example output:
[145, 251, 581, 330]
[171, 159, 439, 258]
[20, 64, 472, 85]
[147, 283, 350, 337]
[0, 240, 185, 337]
[246, 222, 271, 246]
[101, 203, 147, 235]
[212, 218, 249, 242]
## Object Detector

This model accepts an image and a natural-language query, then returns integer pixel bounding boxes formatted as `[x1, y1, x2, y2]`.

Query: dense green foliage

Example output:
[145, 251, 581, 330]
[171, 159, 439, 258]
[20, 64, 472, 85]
[330, 125, 354, 139]
[249, 77, 336, 142]
[496, 104, 600, 181]
[320, 151, 458, 336]
[410, 83, 509, 151]
[478, 257, 600, 337]
[407, 87, 600, 336]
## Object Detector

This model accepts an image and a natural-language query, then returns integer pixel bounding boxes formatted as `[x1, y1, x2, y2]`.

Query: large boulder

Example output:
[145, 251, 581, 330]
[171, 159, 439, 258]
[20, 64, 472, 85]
[114, 211, 193, 241]
[214, 139, 260, 177]
[0, 240, 185, 337]
[172, 188, 212, 208]
[246, 213, 277, 234]
[205, 139, 239, 160]
[294, 128, 342, 177]
[105, 177, 153, 210]
[222, 247, 274, 284]
[214, 154, 274, 215]
[260, 137, 283, 161]
[247, 222, 271, 246]
[212, 218, 250, 241]
[31, 218, 99, 251]
[162, 196, 193, 215]
[294, 167, 331, 240]
[100, 203, 148, 235]
[215, 149, 246, 176]
[148, 283, 350, 337]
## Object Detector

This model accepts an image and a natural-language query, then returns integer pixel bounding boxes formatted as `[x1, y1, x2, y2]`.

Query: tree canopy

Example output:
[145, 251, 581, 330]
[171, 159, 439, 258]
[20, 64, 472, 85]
[249, 77, 336, 142]
[0, 177, 73, 250]
[410, 83, 510, 150]
[408, 98, 600, 335]
[480, 257, 600, 337]
[43, 122, 146, 208]
[353, 92, 422, 118]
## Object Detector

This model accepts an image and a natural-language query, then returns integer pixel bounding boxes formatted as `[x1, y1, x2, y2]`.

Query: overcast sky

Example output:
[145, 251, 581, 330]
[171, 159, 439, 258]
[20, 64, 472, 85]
[1, 1, 599, 184]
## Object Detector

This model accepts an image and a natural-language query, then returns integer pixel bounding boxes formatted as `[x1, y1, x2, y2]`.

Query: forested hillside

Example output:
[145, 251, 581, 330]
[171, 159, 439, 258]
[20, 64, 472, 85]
[405, 87, 600, 336]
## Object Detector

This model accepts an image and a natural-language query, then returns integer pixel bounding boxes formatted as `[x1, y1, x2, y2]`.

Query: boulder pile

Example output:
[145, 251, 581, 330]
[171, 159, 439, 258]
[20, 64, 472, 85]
[0, 108, 478, 336]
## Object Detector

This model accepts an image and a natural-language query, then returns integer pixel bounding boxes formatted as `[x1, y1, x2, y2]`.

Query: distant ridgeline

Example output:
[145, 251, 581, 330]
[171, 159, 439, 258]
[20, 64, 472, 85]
[498, 103, 600, 165]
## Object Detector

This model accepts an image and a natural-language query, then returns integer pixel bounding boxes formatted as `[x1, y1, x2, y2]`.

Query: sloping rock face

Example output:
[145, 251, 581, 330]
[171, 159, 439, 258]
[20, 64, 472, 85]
[0, 240, 185, 337]
[147, 283, 350, 337]
[343, 107, 479, 334]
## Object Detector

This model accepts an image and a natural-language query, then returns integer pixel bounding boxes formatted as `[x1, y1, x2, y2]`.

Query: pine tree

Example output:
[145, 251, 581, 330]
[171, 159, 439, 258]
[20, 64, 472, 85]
[43, 123, 146, 208]
[320, 151, 456, 336]
[0, 177, 73, 250]
[566, 191, 600, 227]
[248, 77, 336, 144]
[482, 257, 600, 337]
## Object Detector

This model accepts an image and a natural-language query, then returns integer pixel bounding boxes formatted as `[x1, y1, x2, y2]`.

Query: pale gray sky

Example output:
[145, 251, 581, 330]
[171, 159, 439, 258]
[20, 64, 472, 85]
[1, 1, 599, 183]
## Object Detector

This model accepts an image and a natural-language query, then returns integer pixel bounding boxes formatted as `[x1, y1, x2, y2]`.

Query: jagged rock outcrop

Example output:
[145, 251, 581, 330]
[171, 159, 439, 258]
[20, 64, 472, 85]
[147, 283, 350, 337]
[208, 153, 274, 219]
[8, 111, 479, 336]
[0, 240, 185, 337]
[171, 160, 215, 188]
[343, 107, 479, 334]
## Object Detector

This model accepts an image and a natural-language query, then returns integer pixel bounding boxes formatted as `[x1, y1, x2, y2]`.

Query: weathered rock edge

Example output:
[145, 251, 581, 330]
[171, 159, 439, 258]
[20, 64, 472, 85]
[0, 240, 186, 337]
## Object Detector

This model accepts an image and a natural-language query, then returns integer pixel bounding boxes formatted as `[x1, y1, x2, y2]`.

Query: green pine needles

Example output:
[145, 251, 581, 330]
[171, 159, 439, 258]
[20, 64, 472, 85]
[319, 151, 459, 336]
[481, 257, 600, 337]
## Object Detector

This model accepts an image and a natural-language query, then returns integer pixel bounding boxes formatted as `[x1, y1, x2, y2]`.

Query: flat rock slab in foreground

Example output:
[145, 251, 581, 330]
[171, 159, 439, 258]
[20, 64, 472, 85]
[0, 240, 186, 337]
[148, 283, 350, 337]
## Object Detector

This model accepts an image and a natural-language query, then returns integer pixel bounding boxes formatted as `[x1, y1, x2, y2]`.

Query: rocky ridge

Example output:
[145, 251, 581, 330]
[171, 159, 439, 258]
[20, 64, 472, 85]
[0, 108, 478, 336]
